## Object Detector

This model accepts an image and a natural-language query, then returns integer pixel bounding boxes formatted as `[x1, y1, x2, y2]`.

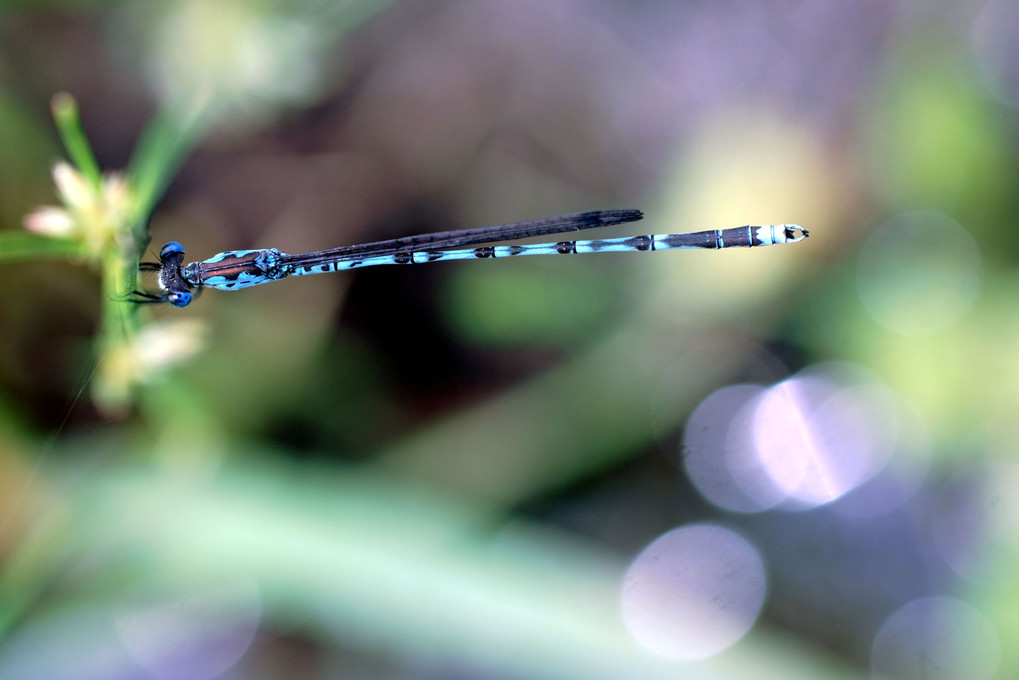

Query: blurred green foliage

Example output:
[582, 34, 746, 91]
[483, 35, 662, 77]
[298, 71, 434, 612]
[1, 1, 1018, 679]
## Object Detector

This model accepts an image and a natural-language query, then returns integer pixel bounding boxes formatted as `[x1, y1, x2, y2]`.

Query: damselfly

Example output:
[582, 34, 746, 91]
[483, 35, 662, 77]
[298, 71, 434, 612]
[129, 210, 808, 308]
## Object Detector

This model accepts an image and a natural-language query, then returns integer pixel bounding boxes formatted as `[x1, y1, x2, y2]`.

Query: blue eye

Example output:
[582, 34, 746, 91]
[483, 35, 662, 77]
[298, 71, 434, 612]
[168, 291, 193, 308]
[160, 242, 185, 260]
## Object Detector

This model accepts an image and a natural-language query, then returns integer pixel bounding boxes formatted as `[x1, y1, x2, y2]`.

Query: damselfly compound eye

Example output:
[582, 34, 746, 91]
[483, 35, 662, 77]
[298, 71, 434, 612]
[160, 241, 185, 260]
[168, 291, 193, 308]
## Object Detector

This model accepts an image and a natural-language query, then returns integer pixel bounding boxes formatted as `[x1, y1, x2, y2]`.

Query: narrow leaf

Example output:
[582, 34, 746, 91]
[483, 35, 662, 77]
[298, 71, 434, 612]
[51, 92, 102, 188]
[0, 231, 87, 262]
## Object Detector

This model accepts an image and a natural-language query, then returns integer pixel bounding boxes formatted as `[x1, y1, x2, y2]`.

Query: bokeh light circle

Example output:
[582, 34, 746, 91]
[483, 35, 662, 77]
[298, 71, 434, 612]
[831, 398, 931, 518]
[870, 596, 999, 680]
[683, 384, 782, 513]
[620, 524, 766, 660]
[856, 212, 982, 335]
[973, 0, 1019, 108]
[752, 365, 900, 509]
[931, 460, 1019, 583]
[684, 364, 906, 513]
[115, 579, 262, 680]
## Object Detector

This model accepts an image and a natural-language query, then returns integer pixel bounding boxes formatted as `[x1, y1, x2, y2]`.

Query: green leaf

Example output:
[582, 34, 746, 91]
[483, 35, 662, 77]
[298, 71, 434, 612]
[128, 106, 205, 232]
[50, 92, 101, 188]
[0, 231, 87, 262]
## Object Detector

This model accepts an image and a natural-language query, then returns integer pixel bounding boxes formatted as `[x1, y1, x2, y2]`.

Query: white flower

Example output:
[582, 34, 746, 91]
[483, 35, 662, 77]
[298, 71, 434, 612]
[23, 206, 76, 238]
[97, 320, 208, 412]
[24, 162, 134, 257]
[53, 161, 92, 212]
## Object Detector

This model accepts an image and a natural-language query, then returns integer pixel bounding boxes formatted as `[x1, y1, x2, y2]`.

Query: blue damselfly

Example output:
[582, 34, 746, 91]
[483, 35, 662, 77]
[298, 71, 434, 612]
[130, 210, 808, 308]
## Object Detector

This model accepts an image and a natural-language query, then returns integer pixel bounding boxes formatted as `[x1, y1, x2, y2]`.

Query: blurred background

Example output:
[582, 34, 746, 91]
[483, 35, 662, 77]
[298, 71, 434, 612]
[1, 0, 1017, 678]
